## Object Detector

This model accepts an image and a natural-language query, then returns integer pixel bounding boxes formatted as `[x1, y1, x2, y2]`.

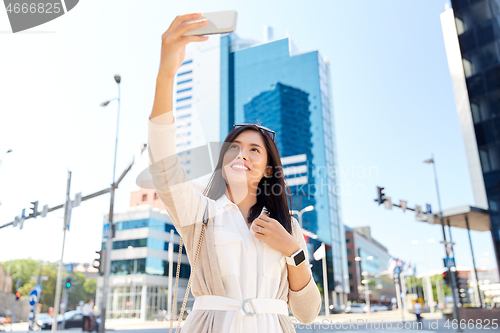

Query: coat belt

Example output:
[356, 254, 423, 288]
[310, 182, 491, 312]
[192, 295, 288, 332]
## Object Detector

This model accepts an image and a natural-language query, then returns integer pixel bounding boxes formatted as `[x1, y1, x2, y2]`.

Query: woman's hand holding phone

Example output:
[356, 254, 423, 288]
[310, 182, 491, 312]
[150, 13, 208, 123]
[158, 13, 209, 79]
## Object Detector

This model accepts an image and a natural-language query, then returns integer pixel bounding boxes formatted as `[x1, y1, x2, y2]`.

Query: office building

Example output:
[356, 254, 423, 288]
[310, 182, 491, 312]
[345, 226, 396, 304]
[96, 189, 190, 321]
[440, 0, 500, 270]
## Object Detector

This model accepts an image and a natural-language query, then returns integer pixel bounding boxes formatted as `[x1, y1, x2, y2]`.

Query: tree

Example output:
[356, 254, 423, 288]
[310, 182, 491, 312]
[2, 258, 40, 294]
[1, 259, 97, 313]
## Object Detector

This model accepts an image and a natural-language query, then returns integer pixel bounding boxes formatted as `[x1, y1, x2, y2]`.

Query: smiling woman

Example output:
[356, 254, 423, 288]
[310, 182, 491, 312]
[147, 12, 321, 333]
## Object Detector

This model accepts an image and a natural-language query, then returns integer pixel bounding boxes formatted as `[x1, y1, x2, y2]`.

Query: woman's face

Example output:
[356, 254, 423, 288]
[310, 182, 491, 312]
[222, 129, 271, 188]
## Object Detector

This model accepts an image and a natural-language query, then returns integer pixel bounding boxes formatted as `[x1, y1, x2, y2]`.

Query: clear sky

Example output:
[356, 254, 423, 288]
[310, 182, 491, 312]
[0, 0, 496, 275]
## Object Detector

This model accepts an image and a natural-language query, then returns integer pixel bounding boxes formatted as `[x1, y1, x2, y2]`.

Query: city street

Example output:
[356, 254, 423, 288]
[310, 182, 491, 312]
[6, 312, 500, 333]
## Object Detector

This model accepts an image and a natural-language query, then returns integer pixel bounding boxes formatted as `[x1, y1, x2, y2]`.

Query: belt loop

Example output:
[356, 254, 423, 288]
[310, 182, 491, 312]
[242, 299, 256, 316]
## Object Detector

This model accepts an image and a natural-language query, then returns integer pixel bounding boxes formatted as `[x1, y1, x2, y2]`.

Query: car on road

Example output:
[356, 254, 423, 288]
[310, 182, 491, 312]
[344, 303, 369, 313]
[328, 305, 346, 314]
[36, 311, 100, 331]
[370, 304, 389, 312]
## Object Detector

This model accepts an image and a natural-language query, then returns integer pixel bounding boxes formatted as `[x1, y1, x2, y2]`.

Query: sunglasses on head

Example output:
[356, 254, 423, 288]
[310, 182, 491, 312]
[232, 123, 276, 142]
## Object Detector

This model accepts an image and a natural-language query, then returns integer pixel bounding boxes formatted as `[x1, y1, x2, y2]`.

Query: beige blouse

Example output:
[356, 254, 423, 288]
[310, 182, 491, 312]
[148, 117, 322, 332]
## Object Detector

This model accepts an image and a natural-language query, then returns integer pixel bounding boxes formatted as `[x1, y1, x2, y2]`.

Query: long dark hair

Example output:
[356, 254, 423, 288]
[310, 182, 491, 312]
[202, 124, 293, 234]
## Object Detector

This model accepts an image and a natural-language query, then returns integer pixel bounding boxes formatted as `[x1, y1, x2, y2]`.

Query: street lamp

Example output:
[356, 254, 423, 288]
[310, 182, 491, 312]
[291, 205, 314, 228]
[100, 74, 121, 333]
[424, 154, 461, 325]
[355, 256, 373, 311]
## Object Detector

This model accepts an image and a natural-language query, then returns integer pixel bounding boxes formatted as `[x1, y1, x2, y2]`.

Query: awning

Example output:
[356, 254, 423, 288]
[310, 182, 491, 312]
[424, 205, 490, 232]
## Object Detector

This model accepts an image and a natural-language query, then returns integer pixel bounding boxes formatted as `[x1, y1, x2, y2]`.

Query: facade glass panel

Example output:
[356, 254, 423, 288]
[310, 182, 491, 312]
[450, 0, 500, 268]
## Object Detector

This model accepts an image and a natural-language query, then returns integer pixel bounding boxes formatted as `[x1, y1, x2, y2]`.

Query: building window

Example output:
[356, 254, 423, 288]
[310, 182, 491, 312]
[349, 273, 353, 280]
[462, 58, 475, 78]
[348, 261, 352, 267]
[142, 194, 147, 201]
[154, 193, 158, 200]
[346, 238, 350, 243]
[346, 249, 351, 255]
[176, 96, 192, 102]
[177, 70, 192, 77]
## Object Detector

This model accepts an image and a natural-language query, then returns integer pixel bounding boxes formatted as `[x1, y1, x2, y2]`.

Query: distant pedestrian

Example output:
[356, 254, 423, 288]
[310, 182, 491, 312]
[414, 301, 423, 324]
[82, 298, 94, 332]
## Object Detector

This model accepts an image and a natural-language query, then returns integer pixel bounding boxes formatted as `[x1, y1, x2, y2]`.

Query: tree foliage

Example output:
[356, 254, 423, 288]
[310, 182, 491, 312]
[1, 259, 97, 312]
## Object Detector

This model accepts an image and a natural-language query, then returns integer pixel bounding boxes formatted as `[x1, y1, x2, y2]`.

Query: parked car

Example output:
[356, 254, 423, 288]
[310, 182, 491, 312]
[37, 311, 99, 331]
[328, 305, 346, 314]
[345, 303, 369, 313]
[370, 304, 389, 312]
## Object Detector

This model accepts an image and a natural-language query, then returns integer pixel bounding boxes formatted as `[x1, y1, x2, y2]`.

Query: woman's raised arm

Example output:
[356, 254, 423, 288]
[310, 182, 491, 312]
[148, 13, 210, 238]
[150, 13, 208, 123]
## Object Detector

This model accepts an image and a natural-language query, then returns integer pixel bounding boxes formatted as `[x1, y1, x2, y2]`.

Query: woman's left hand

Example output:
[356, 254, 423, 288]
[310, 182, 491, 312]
[251, 213, 300, 257]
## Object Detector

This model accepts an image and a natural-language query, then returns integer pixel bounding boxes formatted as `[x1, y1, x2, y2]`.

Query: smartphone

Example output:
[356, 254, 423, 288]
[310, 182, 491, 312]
[183, 10, 238, 36]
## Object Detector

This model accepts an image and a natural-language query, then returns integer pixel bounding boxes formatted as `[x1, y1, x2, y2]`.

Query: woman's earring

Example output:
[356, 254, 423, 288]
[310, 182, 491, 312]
[264, 167, 273, 178]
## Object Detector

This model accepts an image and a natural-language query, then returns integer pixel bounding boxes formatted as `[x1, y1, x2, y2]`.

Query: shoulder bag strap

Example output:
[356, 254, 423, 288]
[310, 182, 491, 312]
[169, 196, 210, 333]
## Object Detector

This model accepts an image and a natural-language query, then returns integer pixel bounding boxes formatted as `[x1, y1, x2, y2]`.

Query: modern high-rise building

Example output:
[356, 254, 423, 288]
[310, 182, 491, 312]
[174, 31, 349, 305]
[440, 0, 500, 270]
[345, 226, 396, 305]
[96, 189, 191, 321]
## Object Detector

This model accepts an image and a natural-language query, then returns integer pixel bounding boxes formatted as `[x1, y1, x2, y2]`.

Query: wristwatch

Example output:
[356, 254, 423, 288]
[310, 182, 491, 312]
[285, 248, 306, 267]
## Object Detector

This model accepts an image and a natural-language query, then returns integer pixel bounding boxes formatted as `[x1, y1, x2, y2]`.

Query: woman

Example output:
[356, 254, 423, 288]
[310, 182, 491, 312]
[148, 12, 322, 332]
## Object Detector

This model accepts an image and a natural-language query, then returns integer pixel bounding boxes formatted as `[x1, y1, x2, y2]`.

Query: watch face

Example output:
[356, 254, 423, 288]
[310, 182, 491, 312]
[294, 249, 306, 266]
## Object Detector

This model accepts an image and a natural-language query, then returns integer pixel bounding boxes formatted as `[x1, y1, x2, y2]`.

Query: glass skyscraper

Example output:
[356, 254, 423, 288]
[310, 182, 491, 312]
[176, 33, 349, 305]
[96, 201, 191, 321]
[441, 0, 500, 270]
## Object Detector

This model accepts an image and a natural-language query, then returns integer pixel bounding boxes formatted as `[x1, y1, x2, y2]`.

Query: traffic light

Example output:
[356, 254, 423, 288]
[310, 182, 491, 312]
[456, 277, 470, 305]
[376, 186, 386, 205]
[65, 277, 72, 289]
[29, 201, 39, 218]
[93, 249, 106, 276]
[15, 291, 20, 300]
[443, 270, 451, 285]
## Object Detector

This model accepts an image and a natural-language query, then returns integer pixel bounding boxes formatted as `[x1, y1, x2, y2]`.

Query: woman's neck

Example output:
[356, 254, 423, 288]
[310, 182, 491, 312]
[226, 185, 257, 222]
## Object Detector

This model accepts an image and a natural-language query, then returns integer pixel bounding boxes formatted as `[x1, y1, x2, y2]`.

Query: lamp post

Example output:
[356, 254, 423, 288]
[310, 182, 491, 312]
[291, 205, 314, 228]
[424, 154, 461, 327]
[355, 255, 373, 311]
[99, 74, 121, 333]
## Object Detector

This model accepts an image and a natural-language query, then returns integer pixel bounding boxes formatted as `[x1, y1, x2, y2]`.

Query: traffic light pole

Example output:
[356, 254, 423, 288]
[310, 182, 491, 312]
[51, 170, 71, 333]
[100, 82, 120, 333]
[429, 155, 462, 332]
[62, 286, 68, 328]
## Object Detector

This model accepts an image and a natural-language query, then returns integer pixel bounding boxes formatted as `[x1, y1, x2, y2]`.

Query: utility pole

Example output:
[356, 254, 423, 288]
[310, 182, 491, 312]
[100, 74, 121, 333]
[51, 170, 71, 333]
[424, 154, 461, 330]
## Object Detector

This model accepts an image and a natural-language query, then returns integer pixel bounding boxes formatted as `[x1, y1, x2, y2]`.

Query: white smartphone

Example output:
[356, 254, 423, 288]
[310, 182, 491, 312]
[183, 10, 238, 36]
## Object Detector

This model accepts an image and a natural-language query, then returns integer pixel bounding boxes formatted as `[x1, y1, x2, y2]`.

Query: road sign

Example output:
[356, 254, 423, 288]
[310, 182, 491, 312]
[103, 223, 111, 239]
[74, 192, 82, 207]
[426, 204, 432, 214]
[415, 204, 424, 220]
[28, 285, 42, 306]
[384, 197, 393, 210]
[446, 256, 455, 268]
[394, 266, 401, 275]
[65, 263, 73, 274]
[400, 200, 408, 212]
[41, 204, 49, 218]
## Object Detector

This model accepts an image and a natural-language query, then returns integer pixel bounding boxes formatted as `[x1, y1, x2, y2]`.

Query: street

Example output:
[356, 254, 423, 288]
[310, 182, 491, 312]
[6, 312, 500, 333]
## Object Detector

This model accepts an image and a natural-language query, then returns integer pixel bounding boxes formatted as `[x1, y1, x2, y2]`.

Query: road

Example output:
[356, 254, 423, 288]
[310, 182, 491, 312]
[6, 312, 500, 333]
